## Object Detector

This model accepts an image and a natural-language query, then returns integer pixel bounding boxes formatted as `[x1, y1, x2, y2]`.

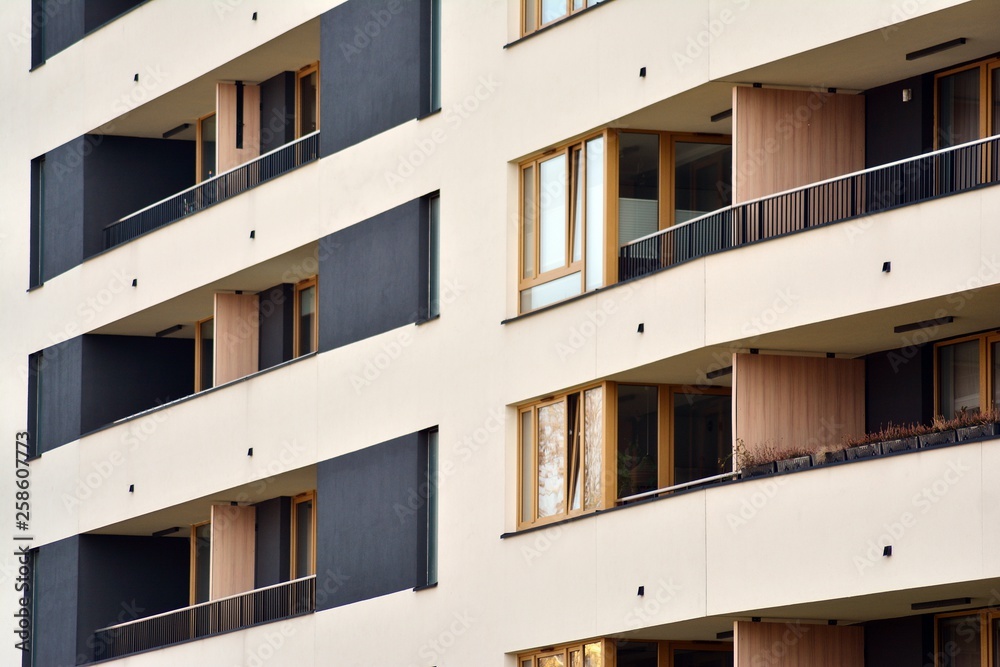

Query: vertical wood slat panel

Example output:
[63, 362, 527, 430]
[733, 86, 865, 204]
[216, 82, 261, 173]
[733, 353, 864, 458]
[735, 621, 863, 667]
[210, 504, 256, 600]
[214, 293, 259, 385]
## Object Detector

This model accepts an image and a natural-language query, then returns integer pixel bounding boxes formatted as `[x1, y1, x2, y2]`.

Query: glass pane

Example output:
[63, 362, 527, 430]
[298, 285, 316, 355]
[939, 341, 980, 418]
[674, 142, 732, 224]
[430, 0, 441, 111]
[426, 430, 438, 585]
[194, 523, 211, 604]
[519, 271, 581, 312]
[584, 387, 603, 510]
[429, 195, 440, 317]
[521, 410, 534, 522]
[523, 165, 536, 279]
[938, 614, 981, 666]
[568, 393, 582, 511]
[200, 114, 216, 181]
[199, 318, 214, 391]
[523, 660, 534, 667]
[617, 385, 658, 499]
[573, 0, 585, 8]
[993, 617, 1000, 667]
[673, 649, 733, 667]
[619, 133, 659, 245]
[585, 137, 605, 291]
[938, 67, 981, 148]
[584, 642, 603, 667]
[993, 68, 1000, 137]
[523, 0, 536, 32]
[674, 393, 733, 484]
[294, 499, 313, 577]
[537, 401, 567, 518]
[571, 148, 583, 263]
[617, 641, 658, 667]
[299, 70, 318, 135]
[993, 341, 1000, 411]
[570, 650, 582, 667]
[541, 0, 566, 24]
[539, 155, 567, 273]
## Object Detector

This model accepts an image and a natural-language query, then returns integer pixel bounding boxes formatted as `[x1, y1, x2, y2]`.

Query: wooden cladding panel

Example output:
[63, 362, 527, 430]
[214, 293, 259, 385]
[735, 621, 863, 667]
[733, 86, 864, 203]
[216, 82, 261, 173]
[209, 504, 256, 600]
[734, 354, 864, 457]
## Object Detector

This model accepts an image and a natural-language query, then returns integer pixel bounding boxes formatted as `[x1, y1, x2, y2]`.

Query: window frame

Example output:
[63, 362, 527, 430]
[296, 61, 321, 139]
[189, 520, 211, 605]
[933, 331, 1000, 418]
[521, 0, 600, 37]
[194, 315, 214, 392]
[293, 276, 319, 358]
[195, 112, 217, 183]
[290, 491, 317, 580]
[518, 637, 611, 667]
[933, 56, 1000, 150]
[934, 608, 999, 667]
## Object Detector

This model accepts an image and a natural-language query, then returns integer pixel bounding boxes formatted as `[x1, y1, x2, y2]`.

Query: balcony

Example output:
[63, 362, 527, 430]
[620, 134, 1000, 283]
[103, 131, 320, 249]
[92, 576, 316, 662]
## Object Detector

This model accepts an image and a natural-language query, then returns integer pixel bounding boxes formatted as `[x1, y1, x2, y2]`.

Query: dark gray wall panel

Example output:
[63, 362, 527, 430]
[33, 536, 80, 667]
[865, 74, 933, 168]
[83, 0, 145, 33]
[258, 284, 295, 370]
[864, 343, 934, 432]
[321, 0, 430, 155]
[41, 137, 86, 282]
[79, 534, 189, 662]
[316, 432, 427, 609]
[84, 135, 195, 258]
[41, 0, 85, 61]
[80, 335, 193, 436]
[863, 615, 931, 667]
[260, 72, 296, 154]
[37, 338, 83, 455]
[255, 496, 292, 588]
[319, 198, 428, 350]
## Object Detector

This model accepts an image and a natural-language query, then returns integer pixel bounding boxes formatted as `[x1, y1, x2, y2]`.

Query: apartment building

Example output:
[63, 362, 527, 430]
[3, 0, 1000, 665]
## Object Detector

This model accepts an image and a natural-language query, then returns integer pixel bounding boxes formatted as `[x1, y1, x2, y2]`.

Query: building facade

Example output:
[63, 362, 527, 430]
[3, 0, 1000, 665]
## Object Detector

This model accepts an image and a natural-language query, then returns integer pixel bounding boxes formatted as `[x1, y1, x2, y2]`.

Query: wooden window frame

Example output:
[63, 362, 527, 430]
[293, 276, 319, 358]
[189, 520, 211, 605]
[517, 382, 732, 530]
[520, 0, 598, 37]
[518, 638, 733, 666]
[195, 112, 216, 183]
[933, 609, 1000, 667]
[932, 331, 1000, 418]
[290, 491, 317, 579]
[518, 638, 611, 667]
[194, 316, 214, 392]
[295, 62, 321, 139]
[933, 56, 1000, 150]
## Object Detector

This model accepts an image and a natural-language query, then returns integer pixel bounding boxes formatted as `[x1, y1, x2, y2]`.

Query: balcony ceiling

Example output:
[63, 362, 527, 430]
[96, 18, 320, 141]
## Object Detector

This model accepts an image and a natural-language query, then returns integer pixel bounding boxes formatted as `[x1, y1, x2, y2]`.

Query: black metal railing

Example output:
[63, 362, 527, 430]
[619, 134, 1000, 282]
[91, 575, 316, 661]
[103, 131, 320, 249]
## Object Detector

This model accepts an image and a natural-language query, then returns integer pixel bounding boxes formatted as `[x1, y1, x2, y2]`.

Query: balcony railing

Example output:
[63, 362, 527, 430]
[91, 575, 316, 662]
[102, 131, 320, 250]
[619, 134, 1000, 282]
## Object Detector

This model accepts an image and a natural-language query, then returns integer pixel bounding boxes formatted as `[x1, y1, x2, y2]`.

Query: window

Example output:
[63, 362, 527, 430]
[425, 428, 439, 587]
[519, 638, 608, 667]
[934, 609, 1000, 667]
[935, 332, 1000, 419]
[429, 0, 442, 113]
[26, 351, 43, 458]
[521, 0, 602, 36]
[29, 156, 44, 287]
[518, 131, 730, 313]
[190, 521, 211, 604]
[427, 193, 441, 318]
[294, 277, 318, 357]
[194, 316, 214, 392]
[196, 113, 216, 182]
[518, 382, 731, 528]
[935, 57, 1000, 149]
[291, 492, 316, 579]
[519, 638, 733, 666]
[296, 63, 320, 137]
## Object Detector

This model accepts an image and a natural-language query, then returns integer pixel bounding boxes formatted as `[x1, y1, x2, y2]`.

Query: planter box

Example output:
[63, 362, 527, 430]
[813, 450, 846, 466]
[845, 442, 882, 460]
[776, 455, 812, 473]
[918, 430, 956, 448]
[882, 437, 920, 454]
[956, 423, 1000, 441]
[741, 462, 775, 479]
